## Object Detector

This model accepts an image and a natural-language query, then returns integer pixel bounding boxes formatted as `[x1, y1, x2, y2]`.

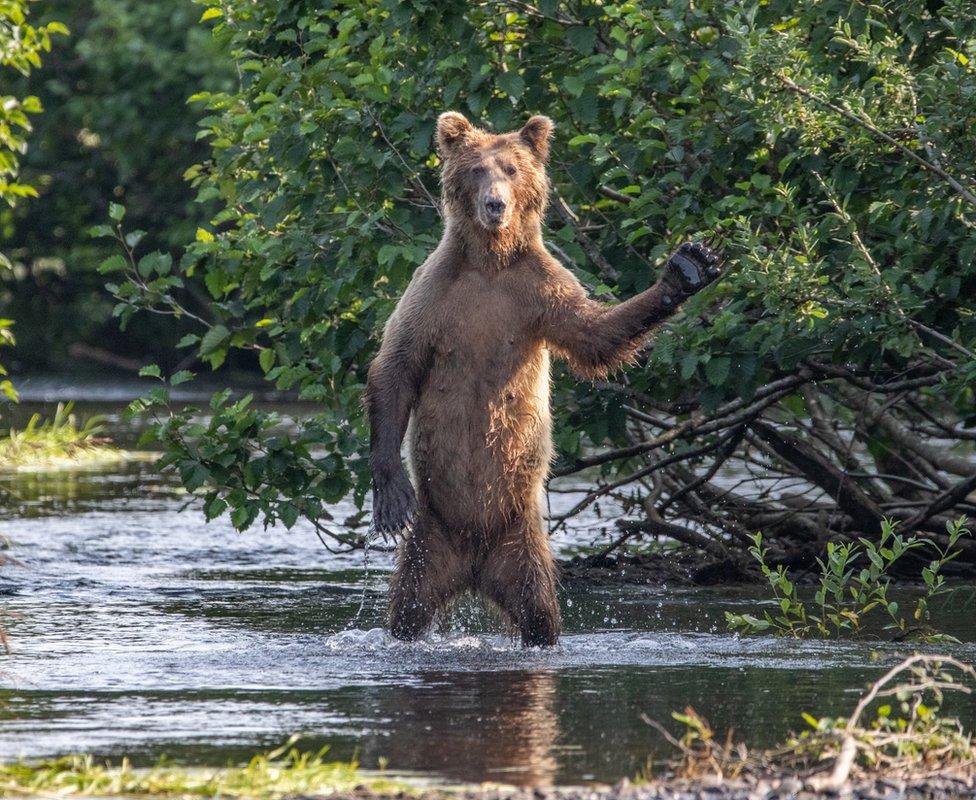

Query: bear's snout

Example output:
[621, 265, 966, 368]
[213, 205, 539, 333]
[477, 184, 512, 230]
[484, 197, 506, 219]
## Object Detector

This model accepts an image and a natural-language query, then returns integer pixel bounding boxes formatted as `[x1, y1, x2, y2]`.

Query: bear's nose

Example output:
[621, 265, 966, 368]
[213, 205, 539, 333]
[485, 198, 506, 218]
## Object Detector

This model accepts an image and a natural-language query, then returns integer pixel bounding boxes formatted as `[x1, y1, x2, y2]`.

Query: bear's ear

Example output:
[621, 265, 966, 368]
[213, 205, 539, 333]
[436, 111, 473, 157]
[519, 115, 554, 162]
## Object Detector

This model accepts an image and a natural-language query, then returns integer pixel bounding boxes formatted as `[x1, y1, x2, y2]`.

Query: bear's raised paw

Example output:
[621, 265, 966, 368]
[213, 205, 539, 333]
[663, 240, 723, 297]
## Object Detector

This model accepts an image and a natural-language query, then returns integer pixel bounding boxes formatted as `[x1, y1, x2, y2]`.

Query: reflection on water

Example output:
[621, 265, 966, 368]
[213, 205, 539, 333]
[1, 399, 975, 786]
[367, 669, 559, 786]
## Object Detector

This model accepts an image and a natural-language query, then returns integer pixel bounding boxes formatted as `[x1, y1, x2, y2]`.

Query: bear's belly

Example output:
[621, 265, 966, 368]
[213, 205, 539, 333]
[408, 347, 552, 532]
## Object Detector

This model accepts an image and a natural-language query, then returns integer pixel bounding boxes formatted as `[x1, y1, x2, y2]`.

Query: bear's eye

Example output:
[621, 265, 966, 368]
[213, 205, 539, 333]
[471, 165, 485, 176]
[504, 165, 517, 177]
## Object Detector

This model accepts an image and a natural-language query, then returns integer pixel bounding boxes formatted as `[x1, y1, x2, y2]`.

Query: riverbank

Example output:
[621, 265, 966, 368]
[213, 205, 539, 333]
[397, 773, 974, 800]
[3, 762, 974, 800]
[435, 772, 972, 800]
[0, 401, 156, 472]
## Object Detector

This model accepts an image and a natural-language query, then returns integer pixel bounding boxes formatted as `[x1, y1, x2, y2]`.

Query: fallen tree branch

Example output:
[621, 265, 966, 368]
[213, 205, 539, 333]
[903, 472, 976, 533]
[751, 420, 884, 532]
[614, 517, 731, 561]
[555, 376, 807, 475]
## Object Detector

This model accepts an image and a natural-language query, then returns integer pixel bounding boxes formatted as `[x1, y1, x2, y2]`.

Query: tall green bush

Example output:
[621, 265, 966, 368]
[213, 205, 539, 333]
[109, 1, 976, 560]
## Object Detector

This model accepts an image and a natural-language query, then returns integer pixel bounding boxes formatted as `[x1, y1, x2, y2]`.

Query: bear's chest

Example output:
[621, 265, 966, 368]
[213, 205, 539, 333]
[428, 268, 537, 364]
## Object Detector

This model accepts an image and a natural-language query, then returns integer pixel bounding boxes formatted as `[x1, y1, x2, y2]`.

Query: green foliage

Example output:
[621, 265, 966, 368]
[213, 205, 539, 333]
[0, 0, 65, 215]
[655, 656, 976, 783]
[0, 318, 15, 401]
[798, 696, 974, 775]
[726, 517, 971, 640]
[0, 400, 132, 468]
[793, 656, 976, 782]
[105, 1, 976, 542]
[0, 738, 406, 797]
[2, 0, 232, 369]
[0, 0, 64, 399]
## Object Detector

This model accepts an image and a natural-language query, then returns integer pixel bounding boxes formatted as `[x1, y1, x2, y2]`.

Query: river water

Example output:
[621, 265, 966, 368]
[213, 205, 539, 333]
[1, 395, 974, 786]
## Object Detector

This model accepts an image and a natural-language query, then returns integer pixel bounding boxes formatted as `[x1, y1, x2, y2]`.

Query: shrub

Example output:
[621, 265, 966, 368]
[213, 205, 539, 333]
[104, 1, 976, 561]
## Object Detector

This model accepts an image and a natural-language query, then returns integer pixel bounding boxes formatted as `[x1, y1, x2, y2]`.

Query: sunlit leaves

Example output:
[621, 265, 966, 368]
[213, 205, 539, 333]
[0, 1, 67, 208]
[0, 0, 68, 400]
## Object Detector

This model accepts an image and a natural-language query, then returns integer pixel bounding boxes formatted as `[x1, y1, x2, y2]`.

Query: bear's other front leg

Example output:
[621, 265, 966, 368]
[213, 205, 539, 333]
[388, 517, 466, 641]
[540, 239, 724, 380]
[480, 522, 561, 647]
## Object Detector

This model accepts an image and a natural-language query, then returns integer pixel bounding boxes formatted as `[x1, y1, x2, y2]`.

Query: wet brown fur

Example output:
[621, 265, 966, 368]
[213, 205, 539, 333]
[366, 112, 685, 646]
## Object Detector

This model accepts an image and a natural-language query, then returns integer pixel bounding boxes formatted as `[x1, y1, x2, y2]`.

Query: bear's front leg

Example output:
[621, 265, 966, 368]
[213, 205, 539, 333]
[371, 462, 417, 538]
[539, 238, 724, 380]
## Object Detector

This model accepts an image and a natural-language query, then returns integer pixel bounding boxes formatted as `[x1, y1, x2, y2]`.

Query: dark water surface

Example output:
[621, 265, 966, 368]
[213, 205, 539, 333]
[1, 397, 975, 786]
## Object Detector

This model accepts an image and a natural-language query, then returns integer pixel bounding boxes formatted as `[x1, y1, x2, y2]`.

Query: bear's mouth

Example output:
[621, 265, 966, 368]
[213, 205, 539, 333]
[477, 209, 511, 231]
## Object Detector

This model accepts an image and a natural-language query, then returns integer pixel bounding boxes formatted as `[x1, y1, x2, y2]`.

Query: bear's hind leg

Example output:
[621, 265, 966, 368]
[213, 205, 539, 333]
[388, 518, 466, 641]
[480, 522, 561, 647]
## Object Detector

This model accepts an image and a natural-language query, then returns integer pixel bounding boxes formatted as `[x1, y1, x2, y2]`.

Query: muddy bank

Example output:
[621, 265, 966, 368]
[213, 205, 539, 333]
[560, 549, 752, 587]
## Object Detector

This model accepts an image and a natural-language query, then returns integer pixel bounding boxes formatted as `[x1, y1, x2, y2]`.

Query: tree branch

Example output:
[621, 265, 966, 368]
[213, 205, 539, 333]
[779, 74, 976, 209]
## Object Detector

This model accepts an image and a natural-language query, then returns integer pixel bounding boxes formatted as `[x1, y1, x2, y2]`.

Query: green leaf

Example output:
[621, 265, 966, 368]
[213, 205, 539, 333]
[125, 230, 146, 248]
[98, 254, 127, 274]
[137, 251, 173, 278]
[563, 75, 586, 97]
[88, 224, 115, 239]
[279, 502, 299, 529]
[108, 202, 126, 222]
[567, 133, 600, 147]
[567, 26, 596, 54]
[182, 463, 210, 492]
[497, 71, 524, 99]
[204, 495, 227, 520]
[139, 364, 161, 379]
[199, 324, 230, 355]
[705, 357, 731, 386]
[230, 504, 252, 529]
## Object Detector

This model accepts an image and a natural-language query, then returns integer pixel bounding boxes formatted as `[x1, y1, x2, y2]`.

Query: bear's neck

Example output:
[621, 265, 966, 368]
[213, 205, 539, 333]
[444, 209, 544, 270]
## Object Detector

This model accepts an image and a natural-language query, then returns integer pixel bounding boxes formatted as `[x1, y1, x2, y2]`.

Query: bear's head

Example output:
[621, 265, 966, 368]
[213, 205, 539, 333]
[436, 111, 552, 249]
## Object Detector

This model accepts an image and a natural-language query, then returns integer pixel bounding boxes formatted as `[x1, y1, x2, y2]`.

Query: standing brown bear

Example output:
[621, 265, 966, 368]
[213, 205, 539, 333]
[366, 112, 721, 646]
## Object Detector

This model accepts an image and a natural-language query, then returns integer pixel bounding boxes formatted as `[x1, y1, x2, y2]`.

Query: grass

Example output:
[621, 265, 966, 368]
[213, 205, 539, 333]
[0, 739, 412, 798]
[646, 655, 976, 788]
[0, 402, 149, 471]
